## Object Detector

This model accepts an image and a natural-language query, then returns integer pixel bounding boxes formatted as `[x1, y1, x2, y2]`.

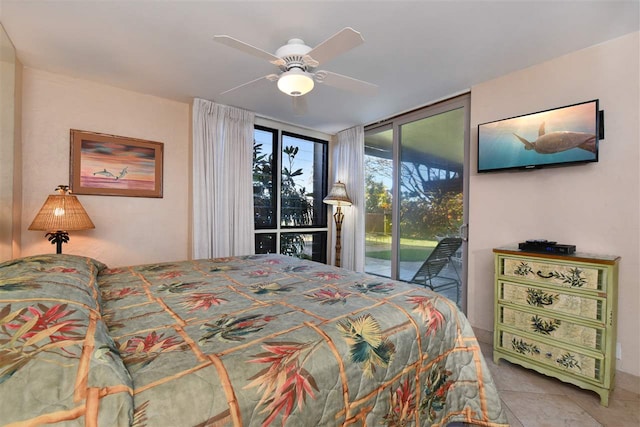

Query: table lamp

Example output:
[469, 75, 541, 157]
[28, 185, 95, 254]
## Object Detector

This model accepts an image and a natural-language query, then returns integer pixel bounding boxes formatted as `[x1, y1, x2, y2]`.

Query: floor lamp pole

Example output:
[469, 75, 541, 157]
[323, 181, 352, 268]
[334, 206, 345, 268]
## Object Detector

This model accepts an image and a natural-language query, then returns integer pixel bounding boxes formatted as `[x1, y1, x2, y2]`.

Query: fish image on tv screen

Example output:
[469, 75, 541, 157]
[477, 100, 599, 173]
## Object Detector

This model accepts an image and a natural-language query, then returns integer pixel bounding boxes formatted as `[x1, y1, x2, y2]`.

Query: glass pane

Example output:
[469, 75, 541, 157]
[255, 233, 276, 254]
[399, 109, 464, 299]
[281, 232, 327, 263]
[364, 127, 393, 278]
[280, 133, 327, 227]
[253, 127, 276, 228]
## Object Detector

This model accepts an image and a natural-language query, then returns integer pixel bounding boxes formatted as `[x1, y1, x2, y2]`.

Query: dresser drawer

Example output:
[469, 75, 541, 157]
[499, 256, 605, 291]
[498, 305, 603, 350]
[497, 330, 602, 382]
[498, 281, 604, 322]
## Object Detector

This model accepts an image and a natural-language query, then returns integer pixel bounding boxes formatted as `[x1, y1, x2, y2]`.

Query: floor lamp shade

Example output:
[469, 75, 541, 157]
[323, 181, 352, 268]
[28, 185, 95, 253]
[323, 182, 352, 207]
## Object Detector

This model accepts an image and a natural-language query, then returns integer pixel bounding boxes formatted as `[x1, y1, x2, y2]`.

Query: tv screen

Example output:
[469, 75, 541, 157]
[477, 100, 599, 173]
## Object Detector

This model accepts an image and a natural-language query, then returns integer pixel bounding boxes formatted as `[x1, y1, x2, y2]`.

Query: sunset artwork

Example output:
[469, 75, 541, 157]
[80, 139, 156, 190]
[70, 130, 163, 197]
[477, 100, 599, 173]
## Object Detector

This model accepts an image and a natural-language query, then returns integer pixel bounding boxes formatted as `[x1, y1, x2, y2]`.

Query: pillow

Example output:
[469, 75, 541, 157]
[0, 254, 107, 311]
[0, 254, 134, 425]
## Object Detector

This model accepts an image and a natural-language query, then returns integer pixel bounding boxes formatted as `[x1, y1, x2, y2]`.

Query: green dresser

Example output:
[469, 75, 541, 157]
[493, 247, 619, 406]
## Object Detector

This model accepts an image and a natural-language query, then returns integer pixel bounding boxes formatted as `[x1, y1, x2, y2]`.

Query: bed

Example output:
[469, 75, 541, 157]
[0, 253, 508, 426]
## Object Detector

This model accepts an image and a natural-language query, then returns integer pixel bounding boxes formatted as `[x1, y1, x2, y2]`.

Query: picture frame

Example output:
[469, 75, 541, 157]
[70, 129, 164, 197]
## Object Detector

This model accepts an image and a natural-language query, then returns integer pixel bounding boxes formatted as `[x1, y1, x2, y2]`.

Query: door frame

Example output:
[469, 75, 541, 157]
[366, 93, 471, 312]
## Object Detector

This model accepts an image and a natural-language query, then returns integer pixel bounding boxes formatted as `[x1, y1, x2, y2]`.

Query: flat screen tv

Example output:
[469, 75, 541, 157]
[477, 99, 600, 173]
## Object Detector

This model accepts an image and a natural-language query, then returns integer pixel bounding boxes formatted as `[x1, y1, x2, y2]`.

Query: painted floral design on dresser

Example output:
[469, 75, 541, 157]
[530, 315, 561, 335]
[526, 288, 558, 307]
[511, 338, 540, 355]
[556, 352, 582, 371]
[510, 260, 590, 288]
[514, 261, 534, 276]
[537, 267, 587, 287]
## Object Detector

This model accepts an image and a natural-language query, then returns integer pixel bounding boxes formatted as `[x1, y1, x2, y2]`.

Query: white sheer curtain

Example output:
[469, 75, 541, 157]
[192, 98, 255, 258]
[330, 125, 365, 271]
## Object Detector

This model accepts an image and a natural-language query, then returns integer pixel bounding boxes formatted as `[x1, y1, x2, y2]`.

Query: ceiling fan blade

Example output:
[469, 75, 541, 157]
[292, 96, 308, 116]
[214, 35, 285, 66]
[305, 27, 364, 66]
[220, 74, 278, 95]
[315, 70, 377, 96]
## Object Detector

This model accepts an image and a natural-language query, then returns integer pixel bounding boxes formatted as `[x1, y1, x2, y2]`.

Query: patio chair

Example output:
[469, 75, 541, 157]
[410, 237, 463, 303]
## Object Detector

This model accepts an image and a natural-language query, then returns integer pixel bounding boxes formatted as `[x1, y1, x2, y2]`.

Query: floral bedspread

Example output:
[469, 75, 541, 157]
[99, 254, 507, 426]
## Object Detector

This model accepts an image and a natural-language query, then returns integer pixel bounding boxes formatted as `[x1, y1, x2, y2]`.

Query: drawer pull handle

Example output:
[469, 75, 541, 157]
[536, 269, 587, 287]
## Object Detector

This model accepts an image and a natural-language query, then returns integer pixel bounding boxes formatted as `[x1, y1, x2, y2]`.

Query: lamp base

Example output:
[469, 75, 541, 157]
[334, 206, 344, 268]
[45, 231, 69, 254]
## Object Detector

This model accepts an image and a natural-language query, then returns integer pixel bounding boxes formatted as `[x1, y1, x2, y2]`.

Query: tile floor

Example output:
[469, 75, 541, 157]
[476, 339, 640, 426]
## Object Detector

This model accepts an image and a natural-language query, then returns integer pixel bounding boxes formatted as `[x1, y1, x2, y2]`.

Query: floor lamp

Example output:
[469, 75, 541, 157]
[323, 181, 352, 268]
[28, 185, 95, 254]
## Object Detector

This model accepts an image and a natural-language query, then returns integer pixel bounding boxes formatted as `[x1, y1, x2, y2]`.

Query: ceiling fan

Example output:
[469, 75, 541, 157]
[213, 27, 377, 114]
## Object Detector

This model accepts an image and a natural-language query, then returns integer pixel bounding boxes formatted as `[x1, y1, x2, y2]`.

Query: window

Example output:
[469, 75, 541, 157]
[253, 125, 328, 263]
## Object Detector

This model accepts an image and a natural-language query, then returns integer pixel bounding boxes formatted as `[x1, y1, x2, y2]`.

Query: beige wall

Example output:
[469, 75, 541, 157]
[468, 32, 640, 377]
[20, 68, 190, 267]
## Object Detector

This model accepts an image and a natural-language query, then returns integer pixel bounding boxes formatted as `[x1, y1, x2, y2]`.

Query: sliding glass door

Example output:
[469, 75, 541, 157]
[364, 95, 470, 310]
[364, 124, 393, 278]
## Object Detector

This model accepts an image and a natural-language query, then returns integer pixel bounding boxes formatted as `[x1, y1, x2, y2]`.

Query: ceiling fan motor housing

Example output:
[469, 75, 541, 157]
[275, 38, 315, 71]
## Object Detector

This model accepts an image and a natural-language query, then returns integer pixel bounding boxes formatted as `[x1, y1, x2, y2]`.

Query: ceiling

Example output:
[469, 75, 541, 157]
[1, 1, 638, 135]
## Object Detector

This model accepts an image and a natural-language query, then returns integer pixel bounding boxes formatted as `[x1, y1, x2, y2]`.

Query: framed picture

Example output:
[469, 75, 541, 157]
[70, 129, 164, 197]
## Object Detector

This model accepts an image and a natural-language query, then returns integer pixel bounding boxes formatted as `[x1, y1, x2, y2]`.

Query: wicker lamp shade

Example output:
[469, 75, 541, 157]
[29, 185, 95, 254]
[29, 193, 95, 232]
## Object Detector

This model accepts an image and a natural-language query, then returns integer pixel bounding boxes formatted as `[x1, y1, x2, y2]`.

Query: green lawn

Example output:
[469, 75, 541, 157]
[366, 239, 438, 262]
[365, 235, 437, 262]
[366, 247, 434, 262]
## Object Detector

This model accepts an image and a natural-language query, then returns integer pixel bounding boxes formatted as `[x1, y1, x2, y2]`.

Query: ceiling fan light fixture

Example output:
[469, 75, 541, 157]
[277, 68, 314, 96]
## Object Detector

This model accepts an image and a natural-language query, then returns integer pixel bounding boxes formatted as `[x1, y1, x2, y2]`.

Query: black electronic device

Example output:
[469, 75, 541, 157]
[518, 241, 576, 255]
[524, 239, 557, 246]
